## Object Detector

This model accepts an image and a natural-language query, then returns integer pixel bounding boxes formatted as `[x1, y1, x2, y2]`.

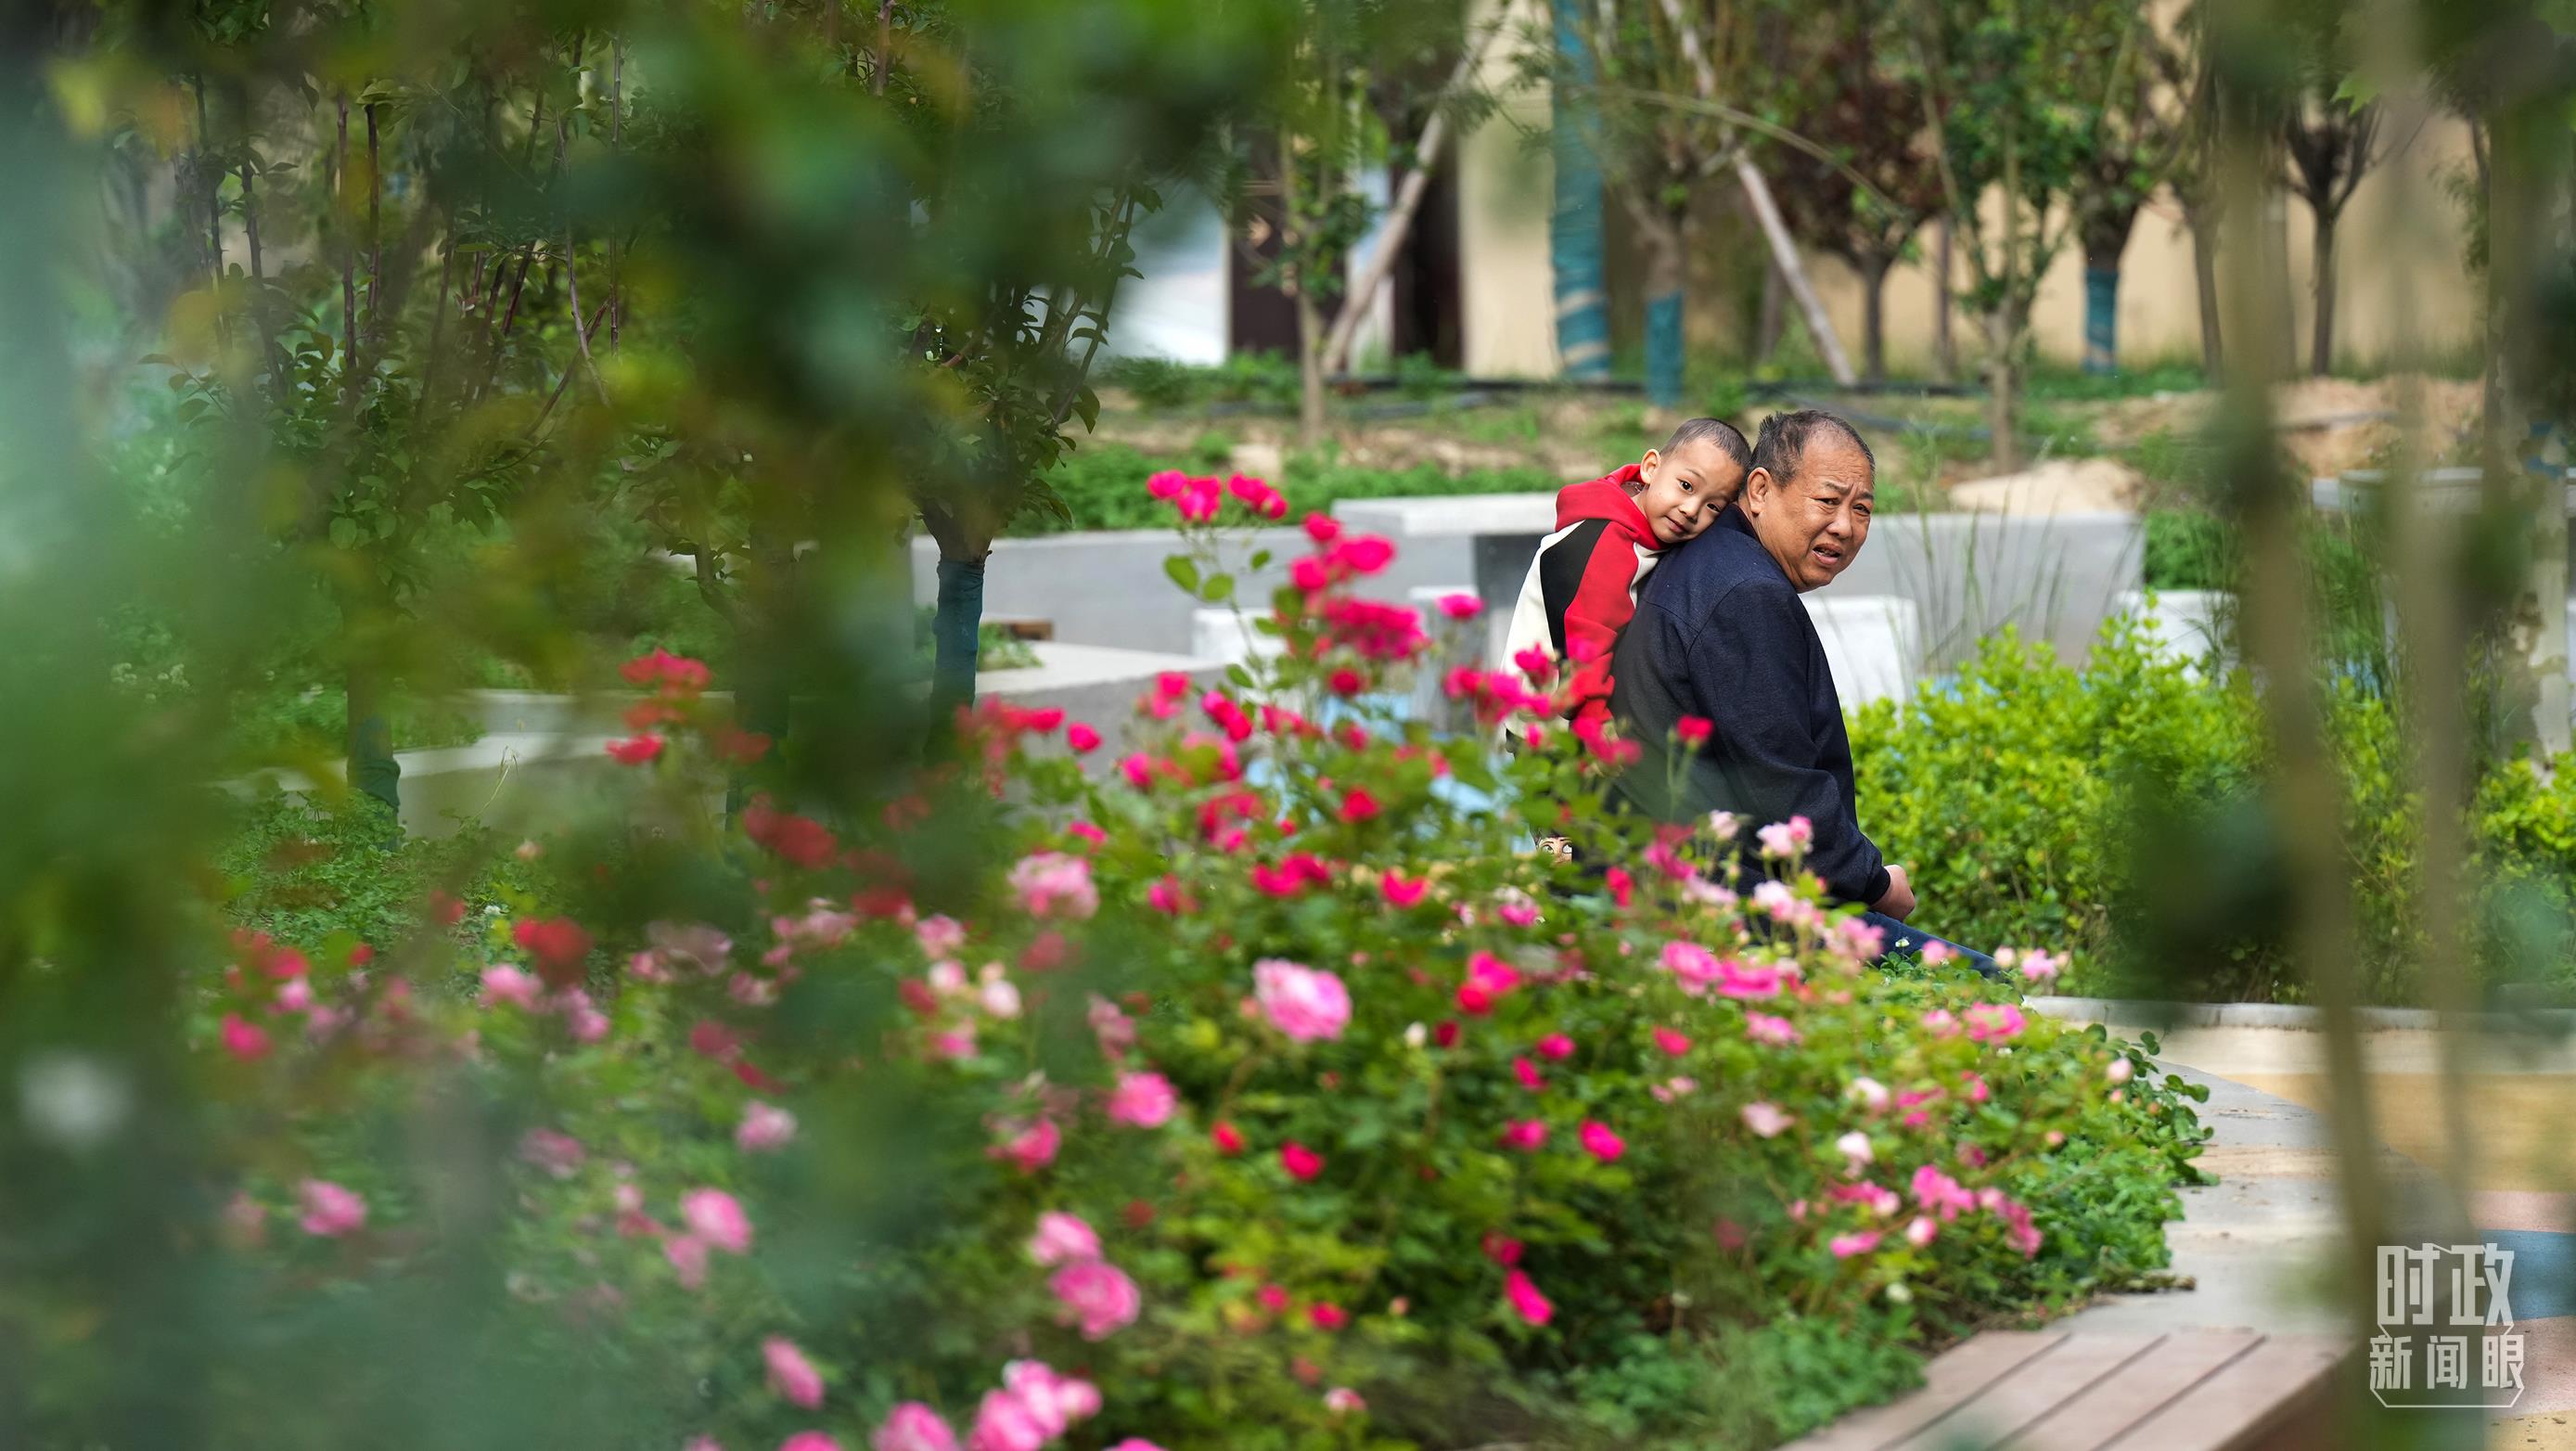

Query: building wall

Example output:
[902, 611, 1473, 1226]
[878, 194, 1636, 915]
[1798, 113, 2482, 374]
[1456, 0, 1560, 378]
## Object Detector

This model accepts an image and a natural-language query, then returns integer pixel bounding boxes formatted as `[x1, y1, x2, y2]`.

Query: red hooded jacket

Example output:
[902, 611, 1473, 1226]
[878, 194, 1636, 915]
[1501, 465, 1665, 731]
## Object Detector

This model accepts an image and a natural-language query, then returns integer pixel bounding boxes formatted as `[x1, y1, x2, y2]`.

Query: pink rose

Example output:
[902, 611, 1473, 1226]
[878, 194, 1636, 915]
[297, 1178, 366, 1237]
[990, 1117, 1060, 1174]
[519, 1128, 586, 1179]
[480, 964, 542, 1009]
[1579, 1121, 1625, 1162]
[1828, 1230, 1882, 1258]
[737, 1101, 798, 1152]
[1499, 1119, 1548, 1151]
[1503, 1268, 1554, 1325]
[781, 1436, 842, 1451]
[664, 1234, 710, 1290]
[1905, 1215, 1939, 1248]
[915, 915, 967, 959]
[1107, 1071, 1178, 1128]
[220, 1012, 272, 1062]
[873, 1403, 957, 1451]
[680, 1188, 753, 1254]
[764, 1336, 824, 1408]
[1252, 959, 1352, 1042]
[968, 1389, 1048, 1451]
[1050, 1259, 1143, 1340]
[1534, 1033, 1575, 1060]
[1652, 1026, 1691, 1056]
[1006, 852, 1098, 919]
[1027, 1211, 1102, 1267]
[1455, 951, 1520, 1016]
[1323, 1388, 1366, 1415]
[1280, 1141, 1325, 1181]
[1743, 1012, 1800, 1046]
[1741, 1102, 1793, 1138]
[1965, 1003, 2027, 1042]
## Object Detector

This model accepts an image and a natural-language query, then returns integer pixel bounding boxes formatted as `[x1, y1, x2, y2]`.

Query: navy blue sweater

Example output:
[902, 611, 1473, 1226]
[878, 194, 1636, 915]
[1607, 506, 1891, 905]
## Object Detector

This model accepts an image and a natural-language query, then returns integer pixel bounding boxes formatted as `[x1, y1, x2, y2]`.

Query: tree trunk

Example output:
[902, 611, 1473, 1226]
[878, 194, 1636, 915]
[345, 657, 400, 817]
[1933, 219, 1955, 383]
[1639, 209, 1686, 411]
[930, 550, 988, 717]
[2189, 210, 2224, 377]
[2082, 259, 2120, 378]
[2308, 205, 2338, 378]
[1283, 133, 1326, 447]
[1549, 0, 1611, 381]
[1984, 306, 2022, 474]
[1753, 259, 1785, 366]
[734, 519, 796, 790]
[1858, 253, 1889, 383]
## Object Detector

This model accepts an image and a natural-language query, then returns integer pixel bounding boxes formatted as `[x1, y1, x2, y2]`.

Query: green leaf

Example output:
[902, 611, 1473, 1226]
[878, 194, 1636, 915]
[327, 517, 359, 548]
[1203, 573, 1235, 603]
[1249, 549, 1272, 571]
[1164, 555, 1201, 594]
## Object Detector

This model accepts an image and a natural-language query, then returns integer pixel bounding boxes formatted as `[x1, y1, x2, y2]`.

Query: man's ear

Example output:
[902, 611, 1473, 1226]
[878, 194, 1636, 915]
[1741, 466, 1775, 515]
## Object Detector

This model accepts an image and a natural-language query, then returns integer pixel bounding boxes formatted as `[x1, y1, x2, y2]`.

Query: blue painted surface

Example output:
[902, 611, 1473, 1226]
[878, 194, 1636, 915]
[1549, 0, 1611, 383]
[1645, 290, 1685, 410]
[2481, 1228, 2576, 1321]
[2083, 264, 2119, 377]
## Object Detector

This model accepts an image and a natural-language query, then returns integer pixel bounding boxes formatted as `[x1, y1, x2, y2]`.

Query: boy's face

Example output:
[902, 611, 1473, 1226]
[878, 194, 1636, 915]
[1634, 440, 1747, 546]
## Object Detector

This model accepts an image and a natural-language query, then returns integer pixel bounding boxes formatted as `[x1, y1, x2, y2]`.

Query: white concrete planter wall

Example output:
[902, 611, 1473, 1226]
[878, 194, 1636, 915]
[2112, 589, 2235, 674]
[1801, 595, 1923, 707]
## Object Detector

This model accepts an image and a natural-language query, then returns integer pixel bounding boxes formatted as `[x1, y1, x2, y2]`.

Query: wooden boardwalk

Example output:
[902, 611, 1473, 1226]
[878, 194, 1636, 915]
[1779, 1329, 2349, 1451]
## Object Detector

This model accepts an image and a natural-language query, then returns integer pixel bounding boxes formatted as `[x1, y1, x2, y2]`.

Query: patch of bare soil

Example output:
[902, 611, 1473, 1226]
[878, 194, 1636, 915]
[1950, 456, 2149, 514]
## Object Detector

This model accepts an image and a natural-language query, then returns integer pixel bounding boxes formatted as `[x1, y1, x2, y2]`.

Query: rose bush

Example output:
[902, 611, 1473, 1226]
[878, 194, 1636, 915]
[191, 478, 2201, 1450]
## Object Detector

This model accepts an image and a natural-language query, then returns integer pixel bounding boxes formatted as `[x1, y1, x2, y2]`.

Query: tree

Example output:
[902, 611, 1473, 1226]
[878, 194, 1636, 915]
[1904, 0, 2124, 472]
[2279, 0, 2390, 377]
[1532, 0, 1855, 408]
[2068, 6, 2186, 375]
[2156, 4, 2227, 376]
[1766, 32, 1944, 382]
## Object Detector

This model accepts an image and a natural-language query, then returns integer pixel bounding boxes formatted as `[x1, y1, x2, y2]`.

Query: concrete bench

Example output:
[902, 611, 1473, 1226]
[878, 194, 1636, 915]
[1782, 1329, 2346, 1451]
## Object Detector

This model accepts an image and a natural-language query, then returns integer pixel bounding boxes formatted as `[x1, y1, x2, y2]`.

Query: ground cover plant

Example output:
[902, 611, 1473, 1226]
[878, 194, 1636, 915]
[177, 480, 2201, 1451]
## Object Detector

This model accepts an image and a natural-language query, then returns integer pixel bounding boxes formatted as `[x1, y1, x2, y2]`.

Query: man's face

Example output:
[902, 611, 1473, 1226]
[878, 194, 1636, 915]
[1741, 435, 1873, 590]
[1634, 440, 1746, 546]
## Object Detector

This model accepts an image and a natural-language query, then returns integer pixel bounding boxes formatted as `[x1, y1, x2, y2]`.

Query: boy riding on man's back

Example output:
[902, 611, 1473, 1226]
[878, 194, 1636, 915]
[1502, 417, 1753, 744]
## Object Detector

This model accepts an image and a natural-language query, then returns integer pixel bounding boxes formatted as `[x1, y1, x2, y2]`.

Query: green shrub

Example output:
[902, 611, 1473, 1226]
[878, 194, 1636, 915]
[1851, 620, 2260, 986]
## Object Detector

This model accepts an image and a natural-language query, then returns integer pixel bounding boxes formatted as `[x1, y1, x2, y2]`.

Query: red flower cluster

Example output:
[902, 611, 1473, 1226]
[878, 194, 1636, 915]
[1249, 854, 1333, 898]
[1315, 597, 1428, 663]
[742, 794, 839, 869]
[513, 917, 595, 989]
[1442, 667, 1553, 726]
[1147, 471, 1287, 523]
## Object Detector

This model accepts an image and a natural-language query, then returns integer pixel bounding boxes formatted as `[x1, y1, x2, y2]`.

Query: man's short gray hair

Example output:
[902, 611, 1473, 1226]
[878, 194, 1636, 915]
[1752, 409, 1874, 483]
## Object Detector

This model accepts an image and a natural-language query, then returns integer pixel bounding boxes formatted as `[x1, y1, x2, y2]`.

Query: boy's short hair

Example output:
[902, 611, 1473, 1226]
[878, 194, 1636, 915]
[1660, 417, 1752, 475]
[1752, 409, 1874, 483]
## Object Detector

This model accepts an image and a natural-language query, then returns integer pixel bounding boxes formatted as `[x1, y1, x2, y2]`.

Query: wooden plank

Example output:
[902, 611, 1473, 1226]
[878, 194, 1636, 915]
[1999, 1331, 2264, 1451]
[1885, 1334, 2169, 1451]
[2093, 1336, 2347, 1451]
[1781, 1332, 2071, 1451]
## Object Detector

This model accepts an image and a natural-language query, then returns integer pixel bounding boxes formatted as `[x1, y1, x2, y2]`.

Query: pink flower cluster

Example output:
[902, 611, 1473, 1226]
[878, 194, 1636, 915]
[1007, 853, 1099, 920]
[1253, 958, 1352, 1042]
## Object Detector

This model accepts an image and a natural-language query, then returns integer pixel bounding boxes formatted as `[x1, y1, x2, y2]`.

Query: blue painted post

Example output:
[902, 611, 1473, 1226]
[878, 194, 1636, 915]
[2083, 264, 2120, 377]
[932, 555, 986, 712]
[1645, 288, 1684, 409]
[1550, 0, 1611, 383]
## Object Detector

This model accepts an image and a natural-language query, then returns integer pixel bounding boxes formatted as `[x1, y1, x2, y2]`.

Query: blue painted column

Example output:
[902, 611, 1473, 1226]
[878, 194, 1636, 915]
[1550, 0, 1610, 383]
[2083, 264, 2120, 376]
[1645, 289, 1684, 409]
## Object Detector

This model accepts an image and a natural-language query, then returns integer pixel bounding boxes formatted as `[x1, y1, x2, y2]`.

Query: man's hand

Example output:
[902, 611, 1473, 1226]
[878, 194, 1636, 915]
[1874, 865, 1915, 921]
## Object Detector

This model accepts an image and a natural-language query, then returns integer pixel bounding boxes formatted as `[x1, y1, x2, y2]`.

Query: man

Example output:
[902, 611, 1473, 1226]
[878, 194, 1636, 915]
[1608, 408, 1996, 974]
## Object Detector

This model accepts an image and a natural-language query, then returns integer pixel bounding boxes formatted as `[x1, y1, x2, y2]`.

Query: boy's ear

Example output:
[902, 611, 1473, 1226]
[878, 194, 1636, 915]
[1633, 448, 1661, 489]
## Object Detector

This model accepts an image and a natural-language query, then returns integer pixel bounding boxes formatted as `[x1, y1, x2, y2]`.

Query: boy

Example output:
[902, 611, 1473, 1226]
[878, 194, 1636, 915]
[1503, 417, 1752, 741]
